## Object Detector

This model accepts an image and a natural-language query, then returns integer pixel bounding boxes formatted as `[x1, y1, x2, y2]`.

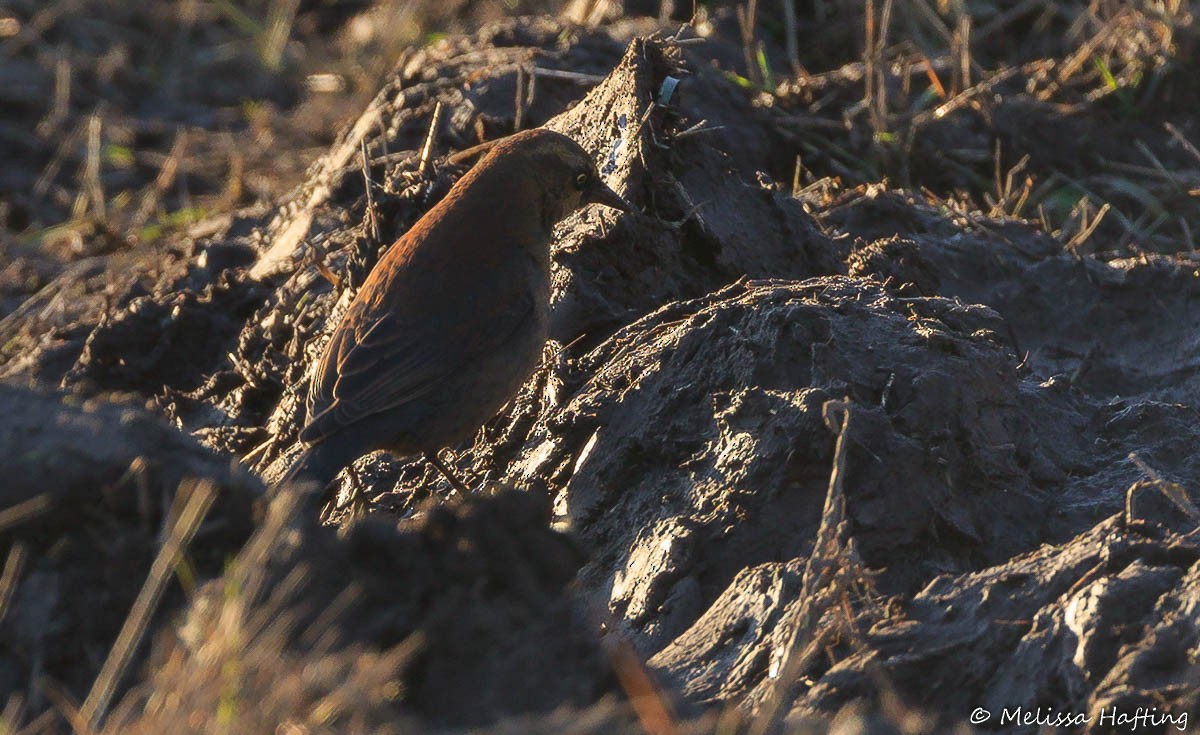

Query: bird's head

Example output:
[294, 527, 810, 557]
[462, 129, 631, 234]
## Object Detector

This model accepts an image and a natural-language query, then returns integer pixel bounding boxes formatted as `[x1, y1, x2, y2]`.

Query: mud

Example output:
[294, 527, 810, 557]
[1, 9, 1198, 735]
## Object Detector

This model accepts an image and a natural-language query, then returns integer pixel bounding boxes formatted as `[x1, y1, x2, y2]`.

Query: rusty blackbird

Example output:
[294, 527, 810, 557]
[278, 128, 629, 503]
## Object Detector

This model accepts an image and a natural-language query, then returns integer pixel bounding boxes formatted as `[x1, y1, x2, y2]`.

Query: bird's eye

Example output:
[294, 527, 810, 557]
[574, 172, 590, 189]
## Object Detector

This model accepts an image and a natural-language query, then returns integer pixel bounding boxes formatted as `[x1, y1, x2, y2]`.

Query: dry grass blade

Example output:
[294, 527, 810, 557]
[749, 401, 854, 735]
[532, 67, 606, 84]
[1065, 202, 1110, 251]
[105, 488, 423, 734]
[14, 707, 59, 735]
[954, 14, 971, 93]
[673, 120, 724, 139]
[0, 542, 28, 625]
[976, 0, 1055, 40]
[783, 0, 801, 76]
[903, 0, 955, 46]
[360, 138, 380, 245]
[224, 483, 302, 618]
[418, 100, 444, 178]
[82, 113, 105, 221]
[736, 0, 761, 87]
[36, 56, 71, 138]
[1128, 453, 1200, 526]
[33, 119, 85, 200]
[260, 0, 300, 72]
[0, 495, 55, 534]
[602, 632, 680, 735]
[2, 692, 26, 734]
[863, 0, 880, 133]
[41, 682, 90, 735]
[131, 130, 186, 232]
[514, 64, 527, 131]
[80, 479, 220, 730]
[1165, 122, 1200, 166]
[1134, 139, 1192, 195]
[913, 66, 1020, 126]
[1044, 13, 1125, 95]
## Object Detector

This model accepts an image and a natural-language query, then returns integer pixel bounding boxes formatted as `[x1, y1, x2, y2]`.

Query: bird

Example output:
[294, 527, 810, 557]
[276, 128, 630, 506]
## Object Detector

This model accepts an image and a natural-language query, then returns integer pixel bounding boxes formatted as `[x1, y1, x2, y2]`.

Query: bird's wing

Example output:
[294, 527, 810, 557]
[300, 279, 534, 445]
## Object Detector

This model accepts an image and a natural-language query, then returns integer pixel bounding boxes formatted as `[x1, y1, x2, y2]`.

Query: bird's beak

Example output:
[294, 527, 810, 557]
[583, 179, 632, 212]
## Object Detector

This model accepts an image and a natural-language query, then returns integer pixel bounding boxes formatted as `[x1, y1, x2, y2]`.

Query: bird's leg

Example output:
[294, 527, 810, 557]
[425, 451, 470, 495]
